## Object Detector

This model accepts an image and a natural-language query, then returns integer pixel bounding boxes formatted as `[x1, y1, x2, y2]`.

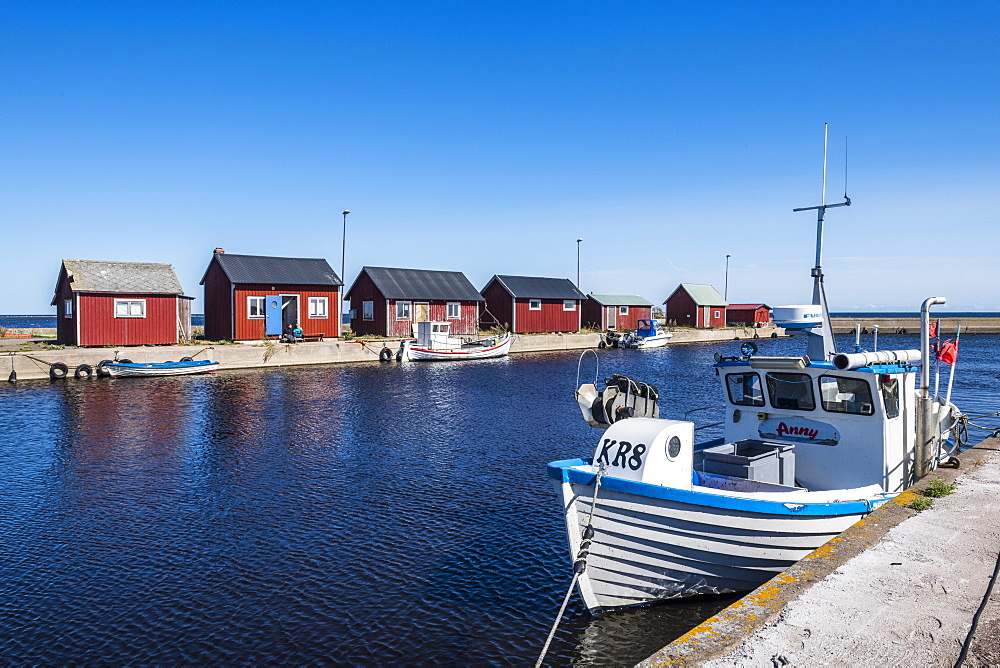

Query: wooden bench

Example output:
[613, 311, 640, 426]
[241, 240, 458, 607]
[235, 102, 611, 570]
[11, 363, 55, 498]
[300, 333, 325, 342]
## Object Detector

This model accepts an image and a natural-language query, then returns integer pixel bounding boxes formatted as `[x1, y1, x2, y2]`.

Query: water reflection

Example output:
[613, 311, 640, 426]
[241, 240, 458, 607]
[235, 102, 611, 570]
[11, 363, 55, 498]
[0, 334, 996, 665]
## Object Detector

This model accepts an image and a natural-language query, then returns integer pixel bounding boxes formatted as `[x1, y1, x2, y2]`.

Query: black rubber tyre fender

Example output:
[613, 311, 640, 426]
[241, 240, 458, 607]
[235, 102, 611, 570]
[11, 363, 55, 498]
[379, 348, 393, 362]
[97, 360, 113, 377]
[49, 362, 68, 380]
[74, 364, 93, 380]
[118, 358, 133, 364]
[598, 340, 607, 349]
[180, 356, 194, 362]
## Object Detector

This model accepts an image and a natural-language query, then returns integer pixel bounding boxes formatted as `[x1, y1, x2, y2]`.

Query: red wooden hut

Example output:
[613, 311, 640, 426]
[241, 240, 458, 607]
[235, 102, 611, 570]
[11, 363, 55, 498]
[480, 275, 586, 334]
[726, 303, 771, 327]
[200, 249, 342, 341]
[346, 266, 484, 337]
[663, 283, 728, 328]
[582, 294, 654, 331]
[51, 259, 191, 346]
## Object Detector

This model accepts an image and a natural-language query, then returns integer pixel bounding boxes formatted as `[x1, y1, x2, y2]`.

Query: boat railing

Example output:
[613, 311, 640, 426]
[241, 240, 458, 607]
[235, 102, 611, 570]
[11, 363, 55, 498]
[684, 404, 726, 431]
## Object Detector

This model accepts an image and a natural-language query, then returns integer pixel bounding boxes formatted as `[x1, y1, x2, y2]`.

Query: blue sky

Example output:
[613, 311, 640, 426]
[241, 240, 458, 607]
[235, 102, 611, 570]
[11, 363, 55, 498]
[2, 1, 997, 314]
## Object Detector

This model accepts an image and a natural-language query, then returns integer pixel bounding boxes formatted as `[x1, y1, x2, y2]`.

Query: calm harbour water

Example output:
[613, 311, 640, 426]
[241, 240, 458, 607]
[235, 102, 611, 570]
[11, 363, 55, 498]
[1, 333, 998, 665]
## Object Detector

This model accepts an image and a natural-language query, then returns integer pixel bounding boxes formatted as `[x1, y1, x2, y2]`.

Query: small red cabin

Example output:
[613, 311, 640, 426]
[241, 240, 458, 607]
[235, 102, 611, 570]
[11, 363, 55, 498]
[51, 259, 191, 346]
[664, 283, 728, 328]
[726, 303, 771, 327]
[346, 266, 484, 338]
[480, 275, 586, 334]
[200, 250, 342, 341]
[582, 294, 654, 331]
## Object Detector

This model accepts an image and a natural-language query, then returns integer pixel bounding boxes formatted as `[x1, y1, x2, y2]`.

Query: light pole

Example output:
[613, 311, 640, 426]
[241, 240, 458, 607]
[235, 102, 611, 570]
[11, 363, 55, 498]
[341, 210, 351, 284]
[724, 253, 731, 300]
[576, 238, 583, 288]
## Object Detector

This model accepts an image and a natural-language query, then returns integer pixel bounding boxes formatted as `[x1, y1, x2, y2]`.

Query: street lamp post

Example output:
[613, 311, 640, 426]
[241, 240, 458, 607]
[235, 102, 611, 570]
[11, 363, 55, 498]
[576, 238, 583, 288]
[724, 254, 731, 300]
[341, 210, 351, 284]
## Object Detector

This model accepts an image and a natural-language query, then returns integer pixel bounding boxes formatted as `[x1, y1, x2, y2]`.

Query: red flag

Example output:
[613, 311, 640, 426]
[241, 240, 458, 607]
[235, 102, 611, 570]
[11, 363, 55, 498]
[937, 339, 958, 365]
[929, 321, 939, 338]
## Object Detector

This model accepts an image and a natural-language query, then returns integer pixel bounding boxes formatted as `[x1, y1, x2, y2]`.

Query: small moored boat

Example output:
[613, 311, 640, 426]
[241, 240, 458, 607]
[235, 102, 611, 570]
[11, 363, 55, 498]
[621, 319, 672, 348]
[399, 321, 511, 361]
[104, 359, 220, 377]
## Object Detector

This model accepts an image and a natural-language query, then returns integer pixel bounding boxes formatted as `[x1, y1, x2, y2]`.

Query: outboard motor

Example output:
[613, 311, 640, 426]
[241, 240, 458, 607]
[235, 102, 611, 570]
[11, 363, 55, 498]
[577, 374, 660, 429]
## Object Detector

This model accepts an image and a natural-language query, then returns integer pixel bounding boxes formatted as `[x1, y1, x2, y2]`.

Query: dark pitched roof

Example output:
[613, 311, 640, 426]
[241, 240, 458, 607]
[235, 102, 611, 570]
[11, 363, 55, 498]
[200, 253, 342, 286]
[588, 294, 654, 307]
[349, 266, 484, 301]
[489, 275, 587, 300]
[54, 260, 184, 300]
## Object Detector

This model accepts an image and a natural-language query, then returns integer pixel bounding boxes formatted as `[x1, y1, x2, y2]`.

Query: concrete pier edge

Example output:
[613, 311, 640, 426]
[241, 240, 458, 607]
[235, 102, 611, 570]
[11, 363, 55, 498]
[637, 436, 1000, 667]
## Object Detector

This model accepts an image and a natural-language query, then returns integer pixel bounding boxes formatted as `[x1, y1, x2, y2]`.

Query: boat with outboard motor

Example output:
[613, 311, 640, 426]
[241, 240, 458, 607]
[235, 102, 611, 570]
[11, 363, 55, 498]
[603, 319, 672, 349]
[398, 321, 511, 361]
[546, 130, 964, 612]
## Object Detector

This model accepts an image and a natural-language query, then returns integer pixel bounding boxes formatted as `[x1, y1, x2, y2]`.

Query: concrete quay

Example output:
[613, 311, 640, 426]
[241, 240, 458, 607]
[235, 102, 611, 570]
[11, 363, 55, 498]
[1, 328, 779, 382]
[639, 436, 1000, 667]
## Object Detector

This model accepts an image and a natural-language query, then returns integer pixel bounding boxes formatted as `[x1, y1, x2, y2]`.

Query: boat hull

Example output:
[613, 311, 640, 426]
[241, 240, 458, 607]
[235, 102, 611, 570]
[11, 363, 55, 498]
[626, 333, 672, 348]
[106, 361, 219, 377]
[401, 333, 511, 361]
[549, 460, 882, 611]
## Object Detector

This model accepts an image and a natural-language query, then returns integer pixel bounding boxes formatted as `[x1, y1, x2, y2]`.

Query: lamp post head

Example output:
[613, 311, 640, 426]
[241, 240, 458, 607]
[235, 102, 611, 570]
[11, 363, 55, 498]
[577, 238, 583, 243]
[343, 210, 351, 216]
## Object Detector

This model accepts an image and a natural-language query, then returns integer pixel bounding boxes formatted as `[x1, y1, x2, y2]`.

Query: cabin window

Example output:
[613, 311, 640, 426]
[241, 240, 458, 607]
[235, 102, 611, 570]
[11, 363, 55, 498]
[714, 310, 721, 318]
[880, 375, 900, 419]
[726, 372, 764, 407]
[396, 301, 411, 320]
[563, 300, 576, 311]
[819, 375, 875, 415]
[247, 296, 265, 318]
[529, 299, 541, 310]
[362, 301, 374, 321]
[619, 306, 628, 315]
[114, 299, 146, 318]
[447, 302, 461, 319]
[308, 297, 328, 319]
[64, 299, 73, 318]
[765, 372, 815, 411]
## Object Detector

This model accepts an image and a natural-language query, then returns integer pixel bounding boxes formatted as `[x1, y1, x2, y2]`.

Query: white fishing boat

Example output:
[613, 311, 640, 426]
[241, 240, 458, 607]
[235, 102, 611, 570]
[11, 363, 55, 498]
[621, 319, 672, 348]
[104, 359, 220, 377]
[398, 321, 511, 361]
[547, 128, 964, 612]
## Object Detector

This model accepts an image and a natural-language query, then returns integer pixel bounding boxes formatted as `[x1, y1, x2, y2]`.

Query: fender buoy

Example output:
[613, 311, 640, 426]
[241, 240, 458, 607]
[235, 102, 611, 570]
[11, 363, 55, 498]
[118, 359, 133, 364]
[74, 364, 93, 380]
[97, 360, 113, 377]
[598, 340, 607, 349]
[49, 362, 68, 380]
[8, 370, 16, 383]
[396, 349, 403, 361]
[379, 348, 393, 362]
[180, 356, 193, 362]
[771, 332, 778, 338]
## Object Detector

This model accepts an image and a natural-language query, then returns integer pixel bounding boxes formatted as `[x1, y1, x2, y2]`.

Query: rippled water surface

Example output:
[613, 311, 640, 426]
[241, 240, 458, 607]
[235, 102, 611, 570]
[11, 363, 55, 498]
[2, 333, 998, 665]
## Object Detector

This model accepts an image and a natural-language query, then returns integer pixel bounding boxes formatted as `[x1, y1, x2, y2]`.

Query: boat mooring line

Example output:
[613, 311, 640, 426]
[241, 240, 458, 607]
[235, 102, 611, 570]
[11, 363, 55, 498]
[956, 546, 1000, 667]
[536, 464, 606, 668]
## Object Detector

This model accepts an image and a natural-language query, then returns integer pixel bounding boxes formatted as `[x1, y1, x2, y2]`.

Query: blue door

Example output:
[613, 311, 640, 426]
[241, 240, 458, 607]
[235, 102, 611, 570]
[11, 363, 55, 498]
[265, 297, 282, 336]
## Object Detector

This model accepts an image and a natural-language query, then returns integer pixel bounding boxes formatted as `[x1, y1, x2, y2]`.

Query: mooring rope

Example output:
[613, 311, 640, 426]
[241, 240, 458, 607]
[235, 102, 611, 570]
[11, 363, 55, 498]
[955, 547, 1000, 667]
[536, 464, 606, 668]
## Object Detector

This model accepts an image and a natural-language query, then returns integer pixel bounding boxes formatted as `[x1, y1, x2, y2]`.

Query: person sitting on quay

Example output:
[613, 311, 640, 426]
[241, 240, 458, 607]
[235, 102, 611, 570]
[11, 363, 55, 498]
[292, 324, 303, 341]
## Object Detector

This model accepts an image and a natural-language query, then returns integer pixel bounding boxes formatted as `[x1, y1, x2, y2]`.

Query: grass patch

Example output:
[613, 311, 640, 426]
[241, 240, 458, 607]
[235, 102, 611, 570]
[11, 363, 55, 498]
[922, 476, 958, 498]
[910, 497, 934, 511]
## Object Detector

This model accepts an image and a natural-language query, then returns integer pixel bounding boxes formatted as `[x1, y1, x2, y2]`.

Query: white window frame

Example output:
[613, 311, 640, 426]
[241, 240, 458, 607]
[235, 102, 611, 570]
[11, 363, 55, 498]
[714, 310, 721, 318]
[308, 296, 328, 319]
[362, 300, 374, 321]
[64, 299, 73, 318]
[114, 299, 146, 318]
[563, 300, 576, 311]
[619, 306, 629, 315]
[529, 299, 542, 310]
[247, 296, 265, 319]
[446, 302, 461, 319]
[396, 301, 412, 320]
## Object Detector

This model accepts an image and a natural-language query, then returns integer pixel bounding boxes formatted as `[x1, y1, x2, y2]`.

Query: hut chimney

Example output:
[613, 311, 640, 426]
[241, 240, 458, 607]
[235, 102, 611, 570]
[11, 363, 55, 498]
[213, 247, 225, 254]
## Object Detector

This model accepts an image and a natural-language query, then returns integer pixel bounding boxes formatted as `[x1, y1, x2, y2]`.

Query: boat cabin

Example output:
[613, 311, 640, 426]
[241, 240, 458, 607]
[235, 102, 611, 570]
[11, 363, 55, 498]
[414, 321, 464, 350]
[712, 352, 918, 493]
[635, 319, 661, 338]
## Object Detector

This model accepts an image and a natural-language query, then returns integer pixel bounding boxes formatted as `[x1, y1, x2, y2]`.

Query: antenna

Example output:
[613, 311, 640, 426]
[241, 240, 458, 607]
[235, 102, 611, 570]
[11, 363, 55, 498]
[844, 135, 849, 201]
[792, 123, 852, 362]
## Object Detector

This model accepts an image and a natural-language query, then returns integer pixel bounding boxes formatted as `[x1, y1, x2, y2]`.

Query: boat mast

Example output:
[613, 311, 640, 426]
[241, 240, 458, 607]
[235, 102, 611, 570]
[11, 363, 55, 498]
[793, 123, 850, 361]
